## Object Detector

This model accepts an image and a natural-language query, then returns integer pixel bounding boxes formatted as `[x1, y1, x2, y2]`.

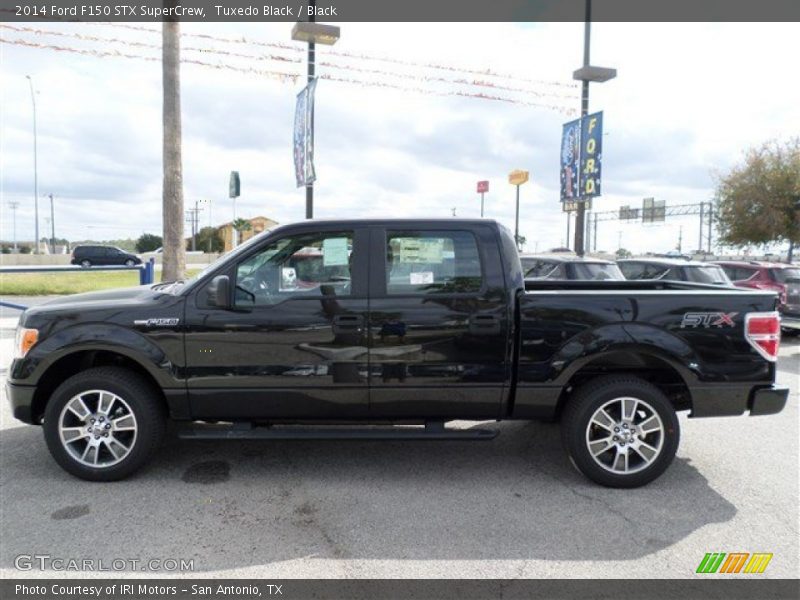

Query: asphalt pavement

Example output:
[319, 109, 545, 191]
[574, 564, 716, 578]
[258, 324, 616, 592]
[0, 309, 797, 579]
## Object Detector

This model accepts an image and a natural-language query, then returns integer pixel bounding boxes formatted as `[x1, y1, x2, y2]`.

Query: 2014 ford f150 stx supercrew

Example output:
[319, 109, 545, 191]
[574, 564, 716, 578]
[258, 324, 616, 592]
[6, 219, 789, 486]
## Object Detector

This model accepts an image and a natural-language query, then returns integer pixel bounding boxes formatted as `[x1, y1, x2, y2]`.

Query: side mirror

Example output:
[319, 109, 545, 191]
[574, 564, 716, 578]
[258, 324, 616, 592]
[207, 275, 231, 309]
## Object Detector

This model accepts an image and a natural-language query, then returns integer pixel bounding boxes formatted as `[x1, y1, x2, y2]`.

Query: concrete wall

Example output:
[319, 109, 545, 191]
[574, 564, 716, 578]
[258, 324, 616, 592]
[0, 252, 222, 266]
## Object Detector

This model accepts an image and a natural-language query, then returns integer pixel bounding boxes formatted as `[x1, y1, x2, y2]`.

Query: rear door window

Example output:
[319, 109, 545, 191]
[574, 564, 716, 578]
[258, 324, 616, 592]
[386, 230, 483, 294]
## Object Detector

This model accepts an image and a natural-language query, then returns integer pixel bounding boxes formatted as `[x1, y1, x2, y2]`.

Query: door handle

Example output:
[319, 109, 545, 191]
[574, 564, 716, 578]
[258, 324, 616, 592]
[332, 314, 365, 335]
[469, 314, 501, 335]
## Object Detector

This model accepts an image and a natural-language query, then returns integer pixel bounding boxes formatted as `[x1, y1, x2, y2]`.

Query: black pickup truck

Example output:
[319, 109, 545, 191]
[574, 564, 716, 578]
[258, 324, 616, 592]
[6, 219, 788, 487]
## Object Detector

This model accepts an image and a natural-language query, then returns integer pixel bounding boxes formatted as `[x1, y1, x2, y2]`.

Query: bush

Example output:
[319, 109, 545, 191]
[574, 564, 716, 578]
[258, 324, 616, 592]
[136, 233, 163, 253]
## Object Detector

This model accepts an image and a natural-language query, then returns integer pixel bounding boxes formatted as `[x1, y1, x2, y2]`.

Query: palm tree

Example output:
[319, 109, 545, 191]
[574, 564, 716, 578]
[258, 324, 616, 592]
[232, 218, 252, 246]
[161, 17, 185, 281]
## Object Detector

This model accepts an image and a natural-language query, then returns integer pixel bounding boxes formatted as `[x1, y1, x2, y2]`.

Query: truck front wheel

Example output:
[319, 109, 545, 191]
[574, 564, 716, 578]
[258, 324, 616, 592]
[561, 376, 680, 488]
[43, 367, 165, 481]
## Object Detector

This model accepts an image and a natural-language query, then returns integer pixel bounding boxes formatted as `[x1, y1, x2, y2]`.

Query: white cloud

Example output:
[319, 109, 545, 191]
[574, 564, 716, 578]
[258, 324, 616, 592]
[1, 21, 798, 255]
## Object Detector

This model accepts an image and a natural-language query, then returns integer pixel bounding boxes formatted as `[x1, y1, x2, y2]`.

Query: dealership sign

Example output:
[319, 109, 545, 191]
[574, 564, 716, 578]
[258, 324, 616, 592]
[560, 111, 603, 201]
[477, 180, 489, 194]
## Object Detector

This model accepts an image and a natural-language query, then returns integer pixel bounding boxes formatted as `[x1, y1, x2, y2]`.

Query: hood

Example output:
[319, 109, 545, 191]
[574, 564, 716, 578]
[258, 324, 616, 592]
[25, 285, 167, 316]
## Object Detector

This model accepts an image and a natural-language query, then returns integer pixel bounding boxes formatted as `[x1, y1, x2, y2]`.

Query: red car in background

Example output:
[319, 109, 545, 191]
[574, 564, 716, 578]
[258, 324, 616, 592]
[714, 261, 800, 334]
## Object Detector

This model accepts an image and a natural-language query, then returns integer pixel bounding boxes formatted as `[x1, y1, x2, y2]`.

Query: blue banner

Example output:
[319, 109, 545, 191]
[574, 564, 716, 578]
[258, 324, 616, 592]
[293, 78, 317, 187]
[560, 118, 580, 201]
[579, 111, 602, 198]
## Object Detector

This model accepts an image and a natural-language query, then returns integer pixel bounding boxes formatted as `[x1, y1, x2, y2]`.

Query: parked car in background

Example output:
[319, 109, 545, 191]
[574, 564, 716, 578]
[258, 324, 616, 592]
[713, 261, 800, 333]
[520, 254, 624, 281]
[617, 258, 731, 285]
[71, 245, 141, 268]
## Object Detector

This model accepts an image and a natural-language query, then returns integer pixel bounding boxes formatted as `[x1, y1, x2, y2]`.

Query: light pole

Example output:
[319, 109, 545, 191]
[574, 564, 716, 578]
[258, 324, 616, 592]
[25, 75, 40, 254]
[508, 169, 530, 250]
[48, 193, 55, 253]
[572, 0, 616, 256]
[291, 2, 340, 219]
[8, 201, 19, 252]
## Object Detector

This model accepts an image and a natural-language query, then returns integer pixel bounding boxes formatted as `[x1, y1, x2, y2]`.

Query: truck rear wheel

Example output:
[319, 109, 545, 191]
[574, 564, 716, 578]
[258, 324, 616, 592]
[43, 367, 165, 481]
[561, 375, 680, 488]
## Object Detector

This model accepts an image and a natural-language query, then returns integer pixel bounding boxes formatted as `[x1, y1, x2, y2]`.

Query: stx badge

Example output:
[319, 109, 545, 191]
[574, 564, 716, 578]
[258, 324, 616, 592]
[681, 312, 738, 328]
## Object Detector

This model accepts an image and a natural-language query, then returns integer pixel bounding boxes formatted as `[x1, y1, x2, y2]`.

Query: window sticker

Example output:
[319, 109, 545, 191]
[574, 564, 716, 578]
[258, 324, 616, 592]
[409, 271, 434, 285]
[398, 238, 444, 264]
[322, 237, 349, 266]
[281, 267, 298, 290]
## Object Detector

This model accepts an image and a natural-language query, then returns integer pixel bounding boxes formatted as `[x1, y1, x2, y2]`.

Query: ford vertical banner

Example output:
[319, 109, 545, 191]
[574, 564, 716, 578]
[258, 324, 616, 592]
[560, 117, 581, 201]
[294, 78, 318, 187]
[579, 111, 603, 197]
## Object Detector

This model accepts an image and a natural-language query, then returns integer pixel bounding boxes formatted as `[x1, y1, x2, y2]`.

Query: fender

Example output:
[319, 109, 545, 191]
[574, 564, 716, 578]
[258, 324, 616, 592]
[10, 322, 184, 389]
[548, 323, 702, 387]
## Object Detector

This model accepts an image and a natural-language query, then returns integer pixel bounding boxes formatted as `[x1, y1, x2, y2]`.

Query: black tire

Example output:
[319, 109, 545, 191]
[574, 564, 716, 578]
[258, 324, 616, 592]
[43, 367, 165, 481]
[561, 375, 680, 488]
[80, 259, 92, 268]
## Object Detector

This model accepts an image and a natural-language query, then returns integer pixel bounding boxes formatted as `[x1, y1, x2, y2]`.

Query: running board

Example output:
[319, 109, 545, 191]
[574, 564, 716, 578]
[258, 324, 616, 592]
[178, 421, 498, 441]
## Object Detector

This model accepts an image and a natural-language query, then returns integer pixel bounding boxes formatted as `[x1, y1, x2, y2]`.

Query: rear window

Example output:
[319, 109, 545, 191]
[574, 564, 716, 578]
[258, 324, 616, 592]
[683, 266, 730, 284]
[572, 263, 624, 281]
[772, 268, 800, 283]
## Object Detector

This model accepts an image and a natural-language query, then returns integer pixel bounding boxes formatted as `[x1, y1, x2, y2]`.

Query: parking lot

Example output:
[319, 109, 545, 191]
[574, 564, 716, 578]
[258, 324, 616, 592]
[0, 301, 797, 579]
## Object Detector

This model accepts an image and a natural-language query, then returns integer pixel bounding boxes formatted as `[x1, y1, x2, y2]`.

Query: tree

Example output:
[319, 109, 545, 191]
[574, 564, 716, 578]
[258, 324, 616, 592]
[161, 14, 185, 281]
[194, 227, 224, 253]
[715, 138, 800, 262]
[136, 233, 163, 253]
[232, 218, 252, 246]
[616, 248, 632, 259]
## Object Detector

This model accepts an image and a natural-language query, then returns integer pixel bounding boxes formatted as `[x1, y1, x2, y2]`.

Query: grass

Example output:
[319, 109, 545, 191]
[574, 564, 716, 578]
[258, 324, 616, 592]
[0, 269, 201, 296]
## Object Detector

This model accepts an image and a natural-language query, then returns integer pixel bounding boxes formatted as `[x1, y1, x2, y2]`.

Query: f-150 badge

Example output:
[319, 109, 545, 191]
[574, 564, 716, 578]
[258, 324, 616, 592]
[133, 318, 180, 328]
[680, 312, 737, 328]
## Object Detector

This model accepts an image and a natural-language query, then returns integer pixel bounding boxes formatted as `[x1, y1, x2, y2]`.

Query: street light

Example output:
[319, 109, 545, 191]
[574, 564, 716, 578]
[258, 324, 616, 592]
[291, 2, 340, 220]
[572, 0, 616, 257]
[8, 201, 19, 252]
[25, 75, 40, 254]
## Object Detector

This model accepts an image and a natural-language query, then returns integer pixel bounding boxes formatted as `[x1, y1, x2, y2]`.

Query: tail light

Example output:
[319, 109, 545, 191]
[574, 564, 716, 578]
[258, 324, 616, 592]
[745, 311, 780, 362]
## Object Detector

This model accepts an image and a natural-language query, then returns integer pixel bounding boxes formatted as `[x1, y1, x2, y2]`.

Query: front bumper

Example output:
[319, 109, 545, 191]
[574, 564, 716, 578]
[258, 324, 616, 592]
[779, 312, 800, 330]
[5, 381, 37, 424]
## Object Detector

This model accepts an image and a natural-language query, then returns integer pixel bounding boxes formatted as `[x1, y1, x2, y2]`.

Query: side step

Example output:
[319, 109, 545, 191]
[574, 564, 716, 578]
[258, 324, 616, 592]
[178, 421, 498, 441]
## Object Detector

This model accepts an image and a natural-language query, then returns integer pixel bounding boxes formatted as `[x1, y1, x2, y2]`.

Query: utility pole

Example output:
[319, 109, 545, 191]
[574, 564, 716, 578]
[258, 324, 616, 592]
[25, 75, 39, 254]
[8, 201, 19, 252]
[186, 201, 202, 252]
[305, 2, 316, 219]
[48, 193, 55, 253]
[566, 212, 571, 248]
[698, 201, 705, 253]
[162, 15, 186, 281]
[677, 224, 683, 253]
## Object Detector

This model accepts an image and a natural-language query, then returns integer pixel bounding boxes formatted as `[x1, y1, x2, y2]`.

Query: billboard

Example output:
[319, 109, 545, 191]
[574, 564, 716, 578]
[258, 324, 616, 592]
[580, 111, 603, 198]
[560, 118, 580, 201]
[293, 78, 318, 187]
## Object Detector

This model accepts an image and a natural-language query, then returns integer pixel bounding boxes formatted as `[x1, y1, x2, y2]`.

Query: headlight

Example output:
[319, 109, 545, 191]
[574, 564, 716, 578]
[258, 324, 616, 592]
[13, 327, 38, 359]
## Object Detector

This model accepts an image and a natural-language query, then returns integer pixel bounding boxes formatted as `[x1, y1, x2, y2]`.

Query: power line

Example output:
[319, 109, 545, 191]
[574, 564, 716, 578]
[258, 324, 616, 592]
[1, 36, 576, 113]
[1, 23, 578, 103]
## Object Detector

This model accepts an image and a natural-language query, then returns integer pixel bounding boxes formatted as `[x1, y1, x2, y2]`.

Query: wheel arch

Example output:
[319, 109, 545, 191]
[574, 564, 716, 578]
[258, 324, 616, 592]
[30, 349, 170, 424]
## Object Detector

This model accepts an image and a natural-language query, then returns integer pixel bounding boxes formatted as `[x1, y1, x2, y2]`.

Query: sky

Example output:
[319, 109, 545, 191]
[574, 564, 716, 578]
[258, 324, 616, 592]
[1, 21, 798, 254]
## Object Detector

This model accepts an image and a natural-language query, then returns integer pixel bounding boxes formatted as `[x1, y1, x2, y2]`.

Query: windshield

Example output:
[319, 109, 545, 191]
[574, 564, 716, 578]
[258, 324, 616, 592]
[772, 268, 800, 283]
[683, 266, 731, 285]
[572, 263, 624, 281]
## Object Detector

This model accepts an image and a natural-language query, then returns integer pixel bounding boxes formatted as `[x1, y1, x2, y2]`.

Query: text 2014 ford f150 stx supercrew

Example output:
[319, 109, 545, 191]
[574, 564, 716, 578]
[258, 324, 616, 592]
[6, 220, 789, 486]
